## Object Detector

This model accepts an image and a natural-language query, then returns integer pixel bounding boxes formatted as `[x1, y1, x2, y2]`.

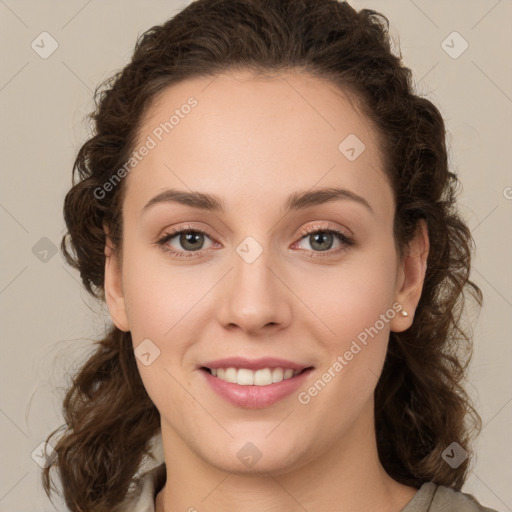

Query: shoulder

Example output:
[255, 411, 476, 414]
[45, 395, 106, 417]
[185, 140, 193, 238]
[402, 482, 502, 512]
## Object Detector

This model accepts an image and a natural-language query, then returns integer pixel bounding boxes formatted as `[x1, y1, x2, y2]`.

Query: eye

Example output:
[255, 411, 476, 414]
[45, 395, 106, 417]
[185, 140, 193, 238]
[293, 224, 355, 258]
[156, 225, 215, 259]
[155, 223, 356, 260]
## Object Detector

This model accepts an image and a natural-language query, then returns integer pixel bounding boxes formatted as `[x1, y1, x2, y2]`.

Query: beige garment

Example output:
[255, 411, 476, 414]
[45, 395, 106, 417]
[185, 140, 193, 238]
[400, 481, 500, 512]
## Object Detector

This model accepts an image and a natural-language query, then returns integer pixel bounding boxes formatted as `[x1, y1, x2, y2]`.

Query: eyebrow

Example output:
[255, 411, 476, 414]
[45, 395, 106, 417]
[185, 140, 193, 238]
[142, 186, 374, 215]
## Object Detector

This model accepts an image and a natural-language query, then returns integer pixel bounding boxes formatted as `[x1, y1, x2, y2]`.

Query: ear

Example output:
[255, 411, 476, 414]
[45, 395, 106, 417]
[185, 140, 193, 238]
[390, 219, 429, 333]
[104, 226, 130, 332]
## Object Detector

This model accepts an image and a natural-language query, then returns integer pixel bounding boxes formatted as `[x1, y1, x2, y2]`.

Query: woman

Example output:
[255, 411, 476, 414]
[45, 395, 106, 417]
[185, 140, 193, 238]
[42, 0, 500, 511]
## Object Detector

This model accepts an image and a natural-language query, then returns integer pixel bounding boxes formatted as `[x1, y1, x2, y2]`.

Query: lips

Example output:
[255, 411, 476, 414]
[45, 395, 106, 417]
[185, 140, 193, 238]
[203, 356, 308, 370]
[199, 357, 314, 408]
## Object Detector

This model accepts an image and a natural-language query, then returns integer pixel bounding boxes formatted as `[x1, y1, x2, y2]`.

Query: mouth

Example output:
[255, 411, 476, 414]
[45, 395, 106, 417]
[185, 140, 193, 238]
[199, 357, 314, 408]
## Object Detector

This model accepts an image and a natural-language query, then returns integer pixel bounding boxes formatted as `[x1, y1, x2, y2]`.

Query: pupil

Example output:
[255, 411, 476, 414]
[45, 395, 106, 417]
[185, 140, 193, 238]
[311, 232, 333, 251]
[181, 232, 203, 251]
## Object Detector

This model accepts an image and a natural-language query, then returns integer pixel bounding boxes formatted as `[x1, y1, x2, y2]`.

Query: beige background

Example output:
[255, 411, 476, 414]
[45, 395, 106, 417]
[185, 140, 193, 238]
[0, 0, 511, 510]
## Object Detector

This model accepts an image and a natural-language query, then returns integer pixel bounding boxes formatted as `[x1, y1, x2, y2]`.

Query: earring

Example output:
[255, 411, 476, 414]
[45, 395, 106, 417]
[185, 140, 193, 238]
[400, 309, 409, 317]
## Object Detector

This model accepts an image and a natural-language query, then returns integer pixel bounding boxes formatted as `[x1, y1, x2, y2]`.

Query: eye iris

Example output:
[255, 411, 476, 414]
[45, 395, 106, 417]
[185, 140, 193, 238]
[310, 232, 333, 251]
[181, 232, 204, 251]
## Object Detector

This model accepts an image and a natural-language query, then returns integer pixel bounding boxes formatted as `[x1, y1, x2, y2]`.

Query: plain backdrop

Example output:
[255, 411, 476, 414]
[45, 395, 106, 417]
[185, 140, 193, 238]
[0, 1, 511, 511]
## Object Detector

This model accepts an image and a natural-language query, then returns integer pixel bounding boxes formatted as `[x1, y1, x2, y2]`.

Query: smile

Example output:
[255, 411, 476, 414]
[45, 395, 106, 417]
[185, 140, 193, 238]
[199, 357, 314, 408]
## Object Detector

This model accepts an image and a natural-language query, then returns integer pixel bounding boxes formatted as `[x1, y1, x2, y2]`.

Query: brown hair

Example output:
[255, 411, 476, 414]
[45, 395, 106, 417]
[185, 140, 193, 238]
[42, 1, 483, 510]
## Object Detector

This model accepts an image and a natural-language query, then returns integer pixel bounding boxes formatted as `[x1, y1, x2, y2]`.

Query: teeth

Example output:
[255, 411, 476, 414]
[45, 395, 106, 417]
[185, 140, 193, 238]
[209, 367, 303, 386]
[237, 368, 254, 385]
[272, 367, 284, 383]
[254, 368, 272, 385]
[224, 367, 237, 383]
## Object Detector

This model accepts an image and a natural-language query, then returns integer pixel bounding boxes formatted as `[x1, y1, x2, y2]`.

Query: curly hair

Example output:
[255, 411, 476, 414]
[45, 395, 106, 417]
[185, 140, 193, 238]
[42, 1, 483, 511]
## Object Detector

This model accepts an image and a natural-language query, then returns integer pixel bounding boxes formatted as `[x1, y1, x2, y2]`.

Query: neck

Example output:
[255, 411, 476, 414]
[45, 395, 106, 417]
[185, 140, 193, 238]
[155, 401, 417, 512]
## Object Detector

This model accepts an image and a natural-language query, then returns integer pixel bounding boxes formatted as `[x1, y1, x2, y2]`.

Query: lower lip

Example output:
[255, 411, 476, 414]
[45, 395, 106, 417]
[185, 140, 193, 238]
[201, 368, 313, 409]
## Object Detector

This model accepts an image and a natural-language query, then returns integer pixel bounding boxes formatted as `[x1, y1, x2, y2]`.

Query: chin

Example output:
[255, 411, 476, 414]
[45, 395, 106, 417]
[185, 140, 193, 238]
[197, 433, 309, 476]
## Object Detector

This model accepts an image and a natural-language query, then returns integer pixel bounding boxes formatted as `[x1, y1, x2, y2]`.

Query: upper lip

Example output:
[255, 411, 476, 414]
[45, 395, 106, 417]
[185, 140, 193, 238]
[200, 357, 312, 371]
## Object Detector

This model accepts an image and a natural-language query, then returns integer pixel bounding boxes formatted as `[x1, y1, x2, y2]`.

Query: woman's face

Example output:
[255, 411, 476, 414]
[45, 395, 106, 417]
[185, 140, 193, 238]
[105, 70, 420, 474]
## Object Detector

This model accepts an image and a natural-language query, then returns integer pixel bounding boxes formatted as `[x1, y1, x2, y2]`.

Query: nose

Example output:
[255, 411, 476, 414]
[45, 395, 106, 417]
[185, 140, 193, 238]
[216, 242, 292, 336]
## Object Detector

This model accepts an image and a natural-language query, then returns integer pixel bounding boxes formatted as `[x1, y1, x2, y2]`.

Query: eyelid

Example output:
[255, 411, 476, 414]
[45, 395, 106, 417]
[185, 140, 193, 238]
[155, 223, 216, 243]
[297, 222, 353, 240]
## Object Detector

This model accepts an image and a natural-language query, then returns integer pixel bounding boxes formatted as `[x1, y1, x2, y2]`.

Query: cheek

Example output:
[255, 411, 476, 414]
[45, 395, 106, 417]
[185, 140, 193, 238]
[297, 240, 398, 413]
[120, 241, 210, 382]
[300, 238, 398, 346]
[121, 241, 196, 339]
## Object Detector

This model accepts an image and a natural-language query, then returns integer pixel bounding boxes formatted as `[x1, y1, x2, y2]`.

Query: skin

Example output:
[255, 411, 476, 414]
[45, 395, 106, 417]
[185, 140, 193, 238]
[104, 70, 429, 512]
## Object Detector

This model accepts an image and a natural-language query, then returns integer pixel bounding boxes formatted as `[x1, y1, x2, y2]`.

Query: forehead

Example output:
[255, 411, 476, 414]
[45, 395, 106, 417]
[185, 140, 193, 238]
[124, 70, 393, 221]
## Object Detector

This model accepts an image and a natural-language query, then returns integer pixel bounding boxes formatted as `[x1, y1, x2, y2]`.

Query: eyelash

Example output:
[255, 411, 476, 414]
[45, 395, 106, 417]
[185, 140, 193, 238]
[155, 223, 356, 260]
